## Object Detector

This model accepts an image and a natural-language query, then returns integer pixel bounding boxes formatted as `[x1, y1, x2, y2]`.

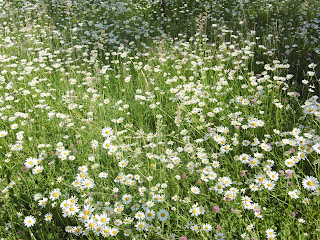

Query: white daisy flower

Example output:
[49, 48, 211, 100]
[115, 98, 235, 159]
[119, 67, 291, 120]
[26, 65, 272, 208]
[266, 228, 276, 239]
[24, 215, 36, 227]
[214, 232, 226, 240]
[101, 127, 113, 137]
[145, 210, 155, 221]
[135, 211, 145, 220]
[157, 209, 169, 221]
[49, 188, 61, 201]
[0, 130, 8, 138]
[312, 143, 320, 154]
[302, 176, 319, 191]
[191, 186, 200, 194]
[44, 213, 53, 222]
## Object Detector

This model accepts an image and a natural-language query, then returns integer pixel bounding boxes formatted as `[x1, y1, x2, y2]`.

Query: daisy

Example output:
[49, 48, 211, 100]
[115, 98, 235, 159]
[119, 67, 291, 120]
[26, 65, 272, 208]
[191, 186, 200, 194]
[267, 171, 279, 181]
[145, 210, 155, 221]
[167, 233, 175, 240]
[266, 229, 276, 239]
[123, 228, 132, 236]
[109, 228, 119, 236]
[214, 232, 226, 240]
[208, 172, 217, 180]
[187, 222, 199, 232]
[65, 204, 80, 216]
[38, 198, 48, 207]
[190, 204, 201, 216]
[114, 205, 124, 214]
[254, 211, 263, 219]
[185, 222, 193, 230]
[98, 213, 110, 225]
[101, 127, 113, 137]
[101, 226, 112, 237]
[260, 142, 272, 152]
[135, 211, 145, 220]
[84, 218, 97, 230]
[44, 213, 53, 222]
[56, 177, 63, 183]
[122, 194, 132, 204]
[202, 223, 212, 232]
[49, 188, 61, 201]
[102, 139, 112, 149]
[246, 224, 254, 231]
[223, 177, 232, 187]
[157, 209, 169, 221]
[143, 223, 152, 232]
[65, 226, 73, 233]
[0, 129, 9, 138]
[248, 158, 260, 168]
[131, 204, 140, 211]
[285, 158, 295, 167]
[220, 144, 232, 153]
[212, 161, 220, 168]
[135, 221, 146, 232]
[263, 180, 275, 190]
[32, 166, 43, 174]
[249, 183, 260, 192]
[123, 217, 133, 225]
[93, 225, 103, 236]
[214, 183, 224, 194]
[72, 226, 82, 236]
[302, 176, 319, 191]
[303, 198, 310, 205]
[24, 215, 36, 227]
[25, 157, 37, 168]
[288, 190, 300, 199]
[146, 200, 155, 208]
[114, 219, 122, 226]
[118, 160, 129, 168]
[242, 196, 252, 204]
[239, 153, 250, 164]
[312, 143, 320, 154]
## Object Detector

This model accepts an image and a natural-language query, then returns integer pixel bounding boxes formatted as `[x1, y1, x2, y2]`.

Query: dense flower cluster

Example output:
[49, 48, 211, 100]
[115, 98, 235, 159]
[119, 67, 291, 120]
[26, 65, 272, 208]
[0, 0, 319, 239]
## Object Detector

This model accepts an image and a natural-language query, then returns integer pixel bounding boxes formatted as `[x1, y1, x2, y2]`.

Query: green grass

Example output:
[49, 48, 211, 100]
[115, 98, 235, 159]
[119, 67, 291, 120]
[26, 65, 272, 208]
[0, 0, 320, 239]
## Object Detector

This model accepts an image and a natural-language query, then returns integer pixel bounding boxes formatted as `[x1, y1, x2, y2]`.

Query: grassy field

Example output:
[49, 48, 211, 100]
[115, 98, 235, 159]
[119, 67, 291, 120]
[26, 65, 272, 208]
[0, 0, 320, 239]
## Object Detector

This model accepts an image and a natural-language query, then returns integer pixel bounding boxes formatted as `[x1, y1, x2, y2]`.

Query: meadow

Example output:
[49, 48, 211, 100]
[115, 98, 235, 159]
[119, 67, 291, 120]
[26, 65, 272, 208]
[0, 0, 320, 239]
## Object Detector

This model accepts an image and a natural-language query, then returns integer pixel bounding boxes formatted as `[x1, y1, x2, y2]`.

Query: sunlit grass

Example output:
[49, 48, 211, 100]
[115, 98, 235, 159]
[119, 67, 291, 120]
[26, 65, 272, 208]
[0, 0, 320, 239]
